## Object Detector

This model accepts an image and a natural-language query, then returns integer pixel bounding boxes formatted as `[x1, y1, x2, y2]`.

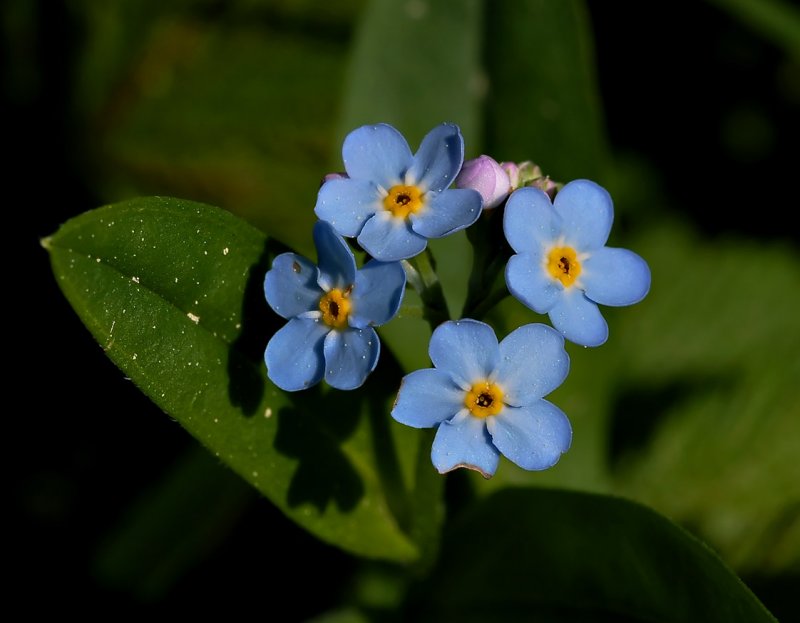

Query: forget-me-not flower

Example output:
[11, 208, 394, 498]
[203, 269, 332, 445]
[504, 180, 651, 347]
[315, 123, 482, 262]
[391, 319, 571, 478]
[264, 220, 406, 391]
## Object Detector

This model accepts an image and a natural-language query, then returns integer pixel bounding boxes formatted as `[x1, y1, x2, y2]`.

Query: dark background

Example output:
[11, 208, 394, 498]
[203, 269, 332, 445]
[8, 1, 798, 618]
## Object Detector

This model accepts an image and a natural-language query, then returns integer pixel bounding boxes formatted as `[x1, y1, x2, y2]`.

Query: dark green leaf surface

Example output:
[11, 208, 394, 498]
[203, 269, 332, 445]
[609, 222, 800, 574]
[411, 488, 777, 622]
[486, 0, 609, 182]
[339, 0, 482, 149]
[44, 196, 417, 562]
[706, 0, 800, 58]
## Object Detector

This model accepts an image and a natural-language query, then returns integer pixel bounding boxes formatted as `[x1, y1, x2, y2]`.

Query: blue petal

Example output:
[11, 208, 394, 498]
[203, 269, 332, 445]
[429, 319, 499, 388]
[264, 317, 328, 391]
[410, 188, 482, 238]
[583, 247, 651, 307]
[315, 178, 380, 237]
[323, 327, 380, 390]
[553, 179, 614, 251]
[313, 220, 356, 291]
[264, 253, 322, 319]
[357, 212, 428, 261]
[391, 368, 464, 428]
[350, 259, 406, 328]
[503, 187, 561, 254]
[505, 252, 562, 314]
[497, 323, 569, 406]
[406, 123, 465, 192]
[549, 291, 609, 347]
[431, 412, 499, 478]
[342, 123, 413, 189]
[487, 399, 571, 471]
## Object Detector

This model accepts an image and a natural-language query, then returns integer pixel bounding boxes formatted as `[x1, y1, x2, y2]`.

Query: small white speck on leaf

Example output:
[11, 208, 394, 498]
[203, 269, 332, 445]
[223, 247, 229, 255]
[264, 407, 273, 418]
[187, 312, 200, 324]
[131, 276, 140, 283]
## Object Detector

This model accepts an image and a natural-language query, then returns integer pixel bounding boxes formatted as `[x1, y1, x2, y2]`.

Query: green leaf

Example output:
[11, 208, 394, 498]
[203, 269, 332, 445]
[44, 196, 417, 562]
[411, 489, 777, 622]
[608, 222, 800, 575]
[706, 0, 800, 58]
[339, 0, 483, 149]
[485, 0, 609, 182]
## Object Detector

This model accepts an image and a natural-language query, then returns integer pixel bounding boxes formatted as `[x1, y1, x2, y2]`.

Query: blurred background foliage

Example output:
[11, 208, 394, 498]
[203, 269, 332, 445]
[9, 0, 799, 618]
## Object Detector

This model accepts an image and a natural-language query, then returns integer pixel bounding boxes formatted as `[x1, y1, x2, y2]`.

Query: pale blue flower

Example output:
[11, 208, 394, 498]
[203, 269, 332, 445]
[392, 319, 571, 477]
[315, 123, 482, 261]
[264, 221, 405, 391]
[504, 180, 651, 347]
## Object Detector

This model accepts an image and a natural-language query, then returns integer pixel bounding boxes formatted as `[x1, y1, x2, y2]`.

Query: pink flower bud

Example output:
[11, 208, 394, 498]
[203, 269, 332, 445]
[455, 155, 512, 210]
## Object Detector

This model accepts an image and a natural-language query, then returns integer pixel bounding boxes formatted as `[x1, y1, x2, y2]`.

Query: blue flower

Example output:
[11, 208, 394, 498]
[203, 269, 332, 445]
[391, 319, 571, 478]
[264, 220, 406, 391]
[504, 180, 651, 347]
[315, 123, 483, 261]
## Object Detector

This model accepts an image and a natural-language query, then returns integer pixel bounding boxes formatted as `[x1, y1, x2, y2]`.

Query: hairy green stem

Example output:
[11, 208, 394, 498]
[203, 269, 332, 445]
[404, 249, 451, 331]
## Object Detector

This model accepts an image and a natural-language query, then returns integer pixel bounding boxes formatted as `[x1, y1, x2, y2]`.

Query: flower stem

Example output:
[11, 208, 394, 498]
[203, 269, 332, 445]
[404, 248, 451, 331]
[461, 207, 512, 319]
[468, 284, 510, 320]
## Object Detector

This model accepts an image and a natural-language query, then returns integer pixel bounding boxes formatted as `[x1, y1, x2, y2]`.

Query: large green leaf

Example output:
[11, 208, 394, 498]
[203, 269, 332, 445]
[409, 489, 777, 622]
[485, 0, 609, 183]
[44, 196, 418, 562]
[706, 0, 800, 58]
[609, 222, 800, 574]
[338, 0, 482, 149]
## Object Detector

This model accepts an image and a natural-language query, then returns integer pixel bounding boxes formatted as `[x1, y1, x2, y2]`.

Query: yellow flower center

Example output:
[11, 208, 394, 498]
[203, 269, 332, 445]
[547, 246, 582, 287]
[383, 184, 425, 219]
[464, 381, 504, 418]
[319, 288, 352, 329]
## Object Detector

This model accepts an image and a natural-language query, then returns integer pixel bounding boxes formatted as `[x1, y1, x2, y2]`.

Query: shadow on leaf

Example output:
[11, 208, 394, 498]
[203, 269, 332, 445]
[227, 237, 291, 416]
[274, 386, 365, 513]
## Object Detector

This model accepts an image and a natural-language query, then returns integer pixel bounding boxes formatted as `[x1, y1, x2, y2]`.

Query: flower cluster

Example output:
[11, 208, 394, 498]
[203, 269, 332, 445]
[263, 122, 650, 478]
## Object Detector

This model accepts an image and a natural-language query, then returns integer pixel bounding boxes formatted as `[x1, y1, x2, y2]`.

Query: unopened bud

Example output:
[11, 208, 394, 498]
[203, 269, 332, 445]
[455, 155, 512, 210]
